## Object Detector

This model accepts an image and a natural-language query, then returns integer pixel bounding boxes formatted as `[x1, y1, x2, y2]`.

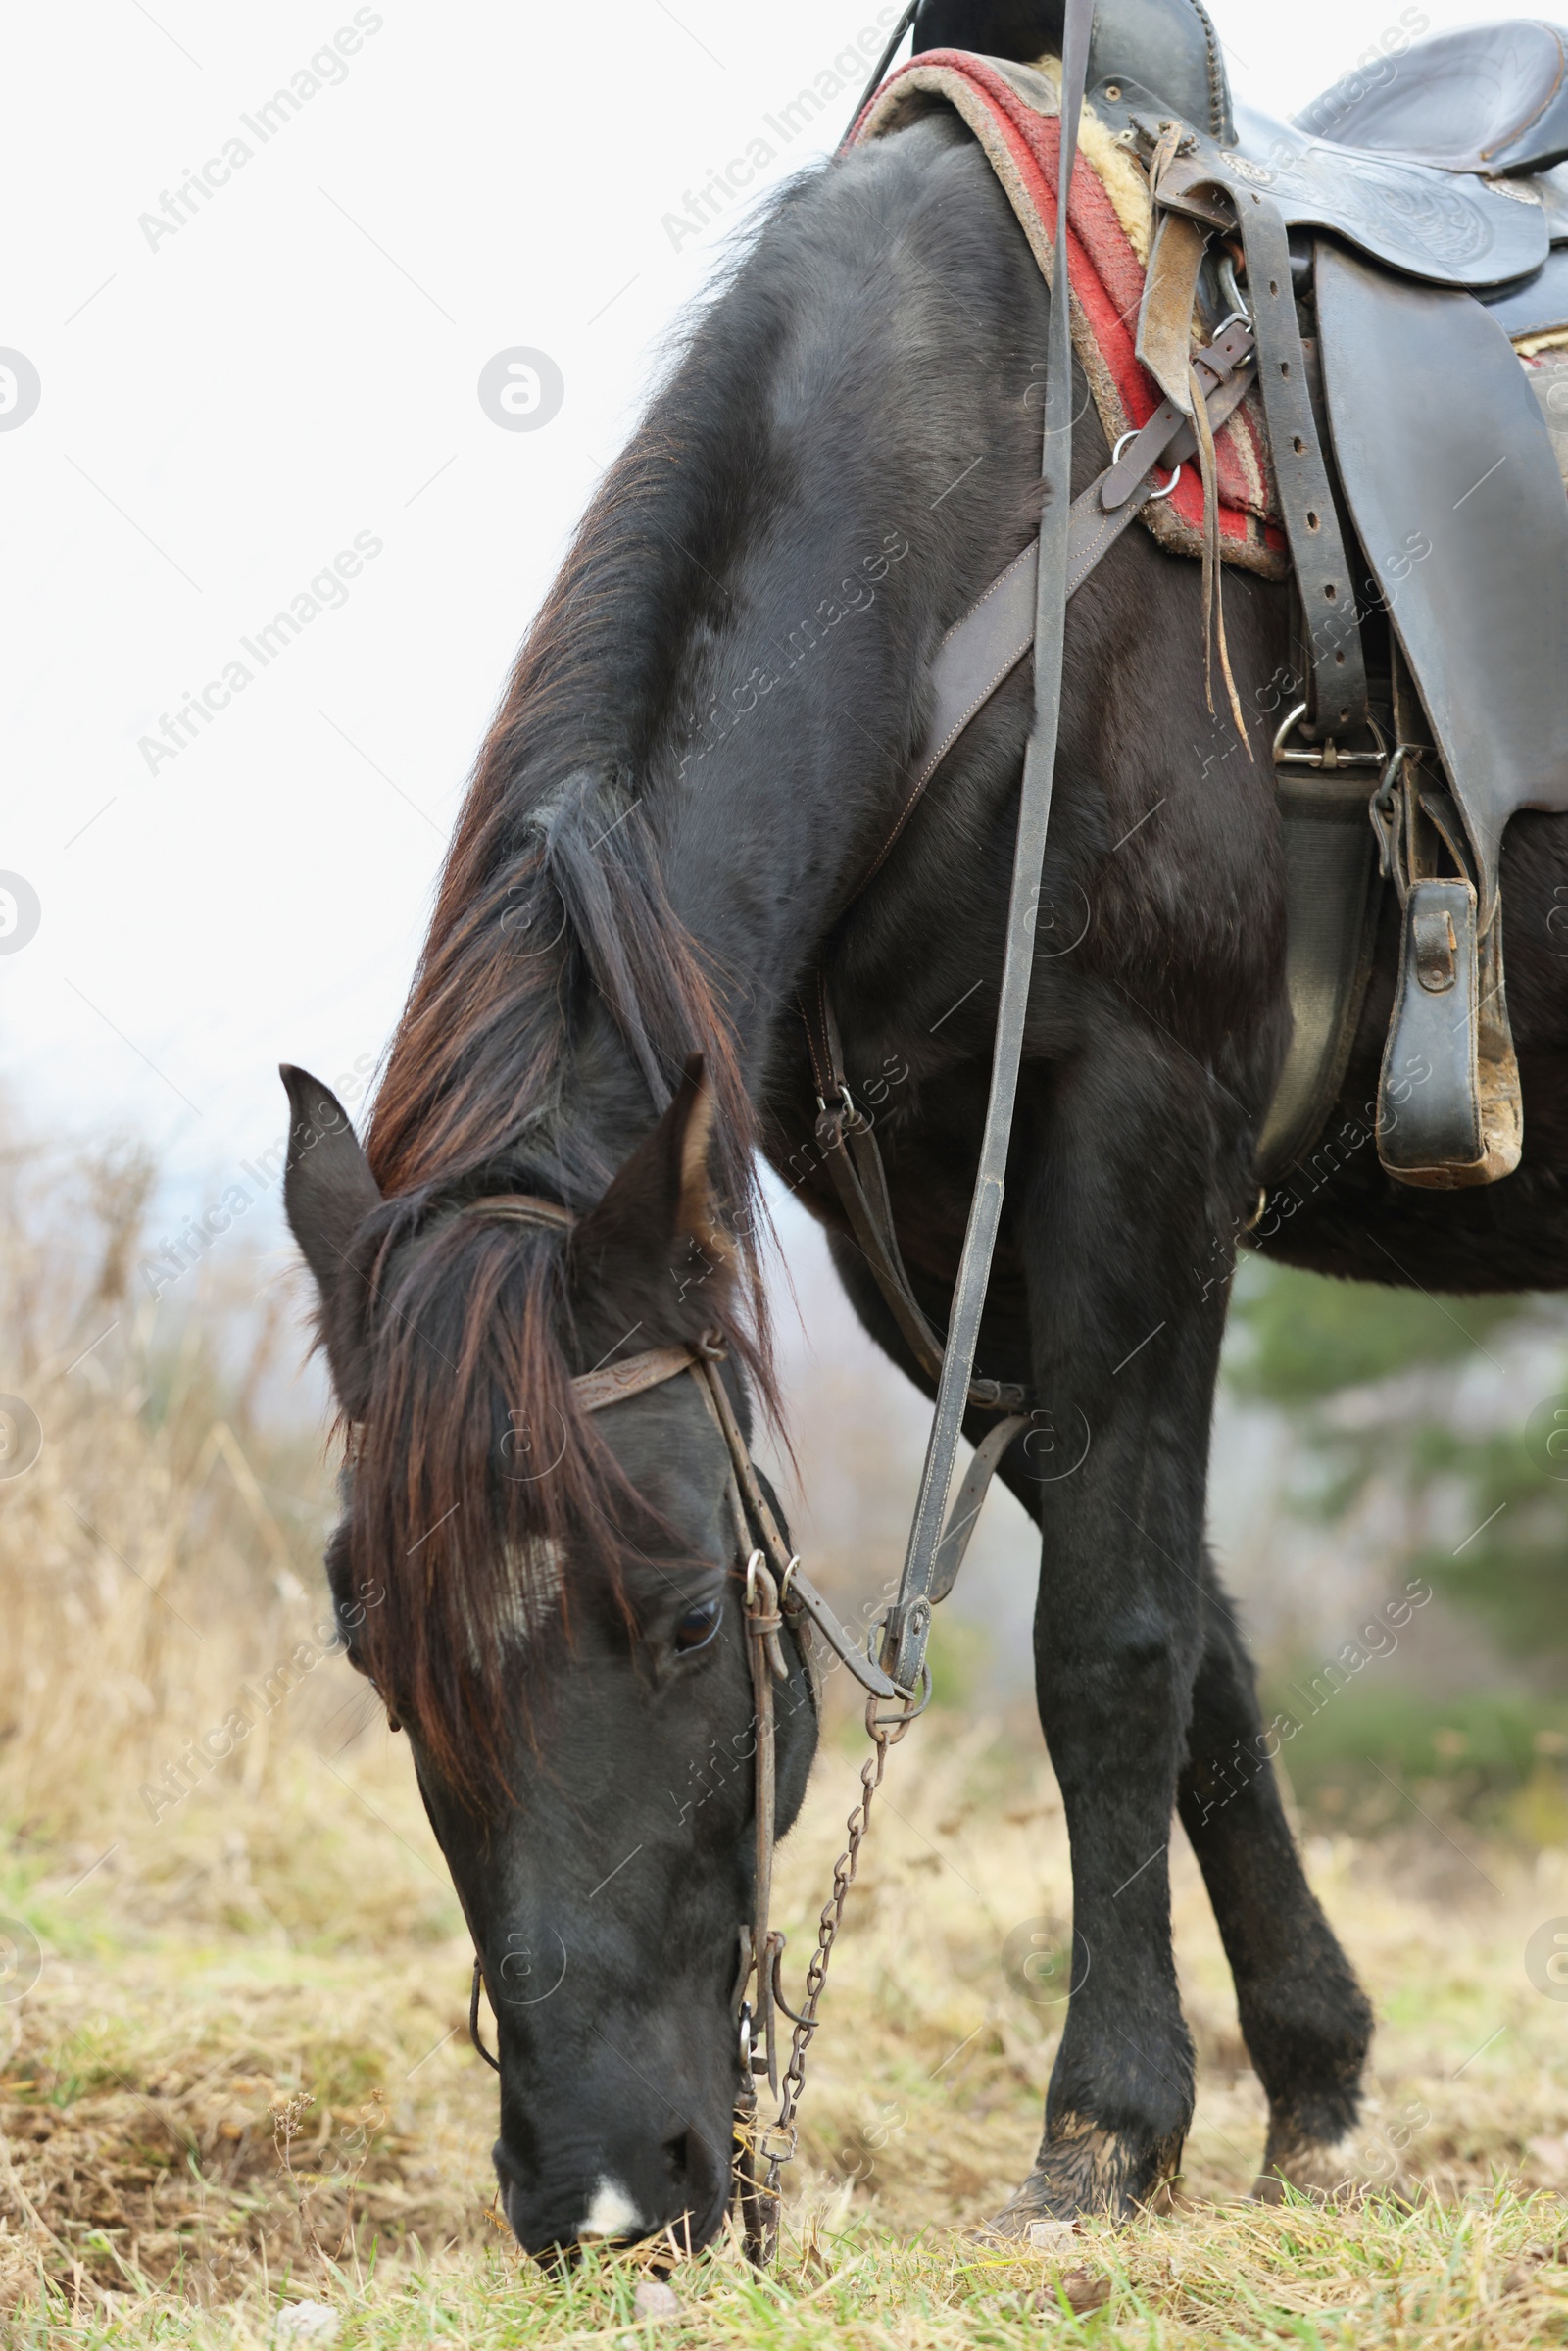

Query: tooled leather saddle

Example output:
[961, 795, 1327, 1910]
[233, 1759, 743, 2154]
[891, 0, 1568, 1192]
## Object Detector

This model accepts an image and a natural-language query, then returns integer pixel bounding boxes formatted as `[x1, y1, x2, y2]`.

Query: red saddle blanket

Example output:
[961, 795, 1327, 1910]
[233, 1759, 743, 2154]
[850, 50, 1287, 578]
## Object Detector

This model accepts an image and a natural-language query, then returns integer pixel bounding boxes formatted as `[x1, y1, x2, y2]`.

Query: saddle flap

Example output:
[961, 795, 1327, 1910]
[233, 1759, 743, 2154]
[1315, 242, 1568, 933]
[1224, 102, 1549, 290]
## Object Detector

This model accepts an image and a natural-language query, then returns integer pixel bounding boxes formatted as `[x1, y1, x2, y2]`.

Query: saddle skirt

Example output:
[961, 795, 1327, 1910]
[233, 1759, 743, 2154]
[851, 50, 1288, 580]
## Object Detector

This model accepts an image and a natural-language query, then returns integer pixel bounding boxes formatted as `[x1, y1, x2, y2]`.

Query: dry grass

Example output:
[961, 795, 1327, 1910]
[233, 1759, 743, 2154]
[2, 1131, 1568, 2346]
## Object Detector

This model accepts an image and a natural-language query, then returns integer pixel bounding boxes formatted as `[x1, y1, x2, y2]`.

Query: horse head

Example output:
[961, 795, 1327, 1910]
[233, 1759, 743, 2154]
[279, 1057, 819, 2256]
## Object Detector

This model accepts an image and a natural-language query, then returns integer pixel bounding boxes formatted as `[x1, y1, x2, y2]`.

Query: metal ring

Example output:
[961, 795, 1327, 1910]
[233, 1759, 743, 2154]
[744, 1548, 765, 1608]
[871, 1661, 933, 1730]
[1109, 430, 1181, 504]
[1217, 251, 1250, 325]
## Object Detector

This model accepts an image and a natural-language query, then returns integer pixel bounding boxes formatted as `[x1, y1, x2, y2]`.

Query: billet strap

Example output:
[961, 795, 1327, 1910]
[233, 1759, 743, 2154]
[1102, 315, 1254, 507]
[1231, 198, 1369, 743]
[1136, 209, 1209, 416]
[1150, 149, 1368, 740]
[855, 315, 1256, 903]
[882, 0, 1096, 1701]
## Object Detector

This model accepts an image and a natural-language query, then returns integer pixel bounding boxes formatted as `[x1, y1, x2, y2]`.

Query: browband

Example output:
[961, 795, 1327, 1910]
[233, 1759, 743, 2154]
[468, 1197, 902, 1701]
[572, 1346, 700, 1413]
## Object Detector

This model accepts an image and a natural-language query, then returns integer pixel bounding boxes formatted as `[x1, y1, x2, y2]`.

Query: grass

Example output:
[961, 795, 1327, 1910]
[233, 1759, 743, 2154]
[6, 1715, 1568, 2346]
[3, 1129, 1568, 2345]
[9, 2198, 1568, 2349]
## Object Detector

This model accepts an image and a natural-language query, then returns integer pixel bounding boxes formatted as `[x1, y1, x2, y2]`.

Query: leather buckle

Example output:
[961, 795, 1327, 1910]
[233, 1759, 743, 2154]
[813, 1081, 862, 1148]
[1272, 702, 1386, 772]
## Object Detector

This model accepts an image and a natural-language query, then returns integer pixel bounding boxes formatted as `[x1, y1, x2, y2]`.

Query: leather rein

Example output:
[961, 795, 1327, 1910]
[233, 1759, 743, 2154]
[467, 0, 1102, 2261]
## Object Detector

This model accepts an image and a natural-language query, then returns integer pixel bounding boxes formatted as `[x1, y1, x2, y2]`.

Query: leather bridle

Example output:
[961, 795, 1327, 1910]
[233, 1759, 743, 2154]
[458, 1193, 911, 2258]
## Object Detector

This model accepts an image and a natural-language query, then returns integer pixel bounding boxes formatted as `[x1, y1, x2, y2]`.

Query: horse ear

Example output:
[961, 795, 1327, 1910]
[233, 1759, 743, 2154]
[279, 1064, 382, 1414]
[570, 1055, 733, 1335]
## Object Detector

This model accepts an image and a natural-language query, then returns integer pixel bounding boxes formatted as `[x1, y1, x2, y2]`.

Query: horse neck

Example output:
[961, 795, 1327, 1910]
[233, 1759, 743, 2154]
[375, 121, 1044, 1197]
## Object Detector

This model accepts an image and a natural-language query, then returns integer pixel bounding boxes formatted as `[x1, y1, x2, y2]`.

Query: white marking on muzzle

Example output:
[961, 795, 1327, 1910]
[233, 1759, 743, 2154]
[577, 2176, 643, 2241]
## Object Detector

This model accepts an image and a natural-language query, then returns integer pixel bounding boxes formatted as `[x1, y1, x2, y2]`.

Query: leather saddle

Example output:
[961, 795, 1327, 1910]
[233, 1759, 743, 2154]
[907, 1, 1568, 1191]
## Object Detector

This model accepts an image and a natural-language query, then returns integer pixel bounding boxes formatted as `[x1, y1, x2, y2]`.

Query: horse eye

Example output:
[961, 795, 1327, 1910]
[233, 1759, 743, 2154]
[673, 1597, 721, 1655]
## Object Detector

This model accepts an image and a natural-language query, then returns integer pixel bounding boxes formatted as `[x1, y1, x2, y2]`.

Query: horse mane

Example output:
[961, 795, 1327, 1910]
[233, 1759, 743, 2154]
[347, 201, 818, 1793]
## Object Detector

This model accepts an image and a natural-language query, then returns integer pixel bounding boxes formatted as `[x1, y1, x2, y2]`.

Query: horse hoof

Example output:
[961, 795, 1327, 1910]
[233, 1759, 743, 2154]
[1251, 2130, 1395, 2205]
[980, 2125, 1180, 2233]
[976, 2175, 1079, 2243]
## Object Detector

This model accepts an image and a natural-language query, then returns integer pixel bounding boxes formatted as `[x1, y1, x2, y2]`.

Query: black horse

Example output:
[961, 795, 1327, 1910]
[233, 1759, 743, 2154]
[280, 11, 1568, 2258]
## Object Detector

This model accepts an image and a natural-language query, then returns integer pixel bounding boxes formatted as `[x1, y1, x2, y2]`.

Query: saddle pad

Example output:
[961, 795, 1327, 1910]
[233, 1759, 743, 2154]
[851, 50, 1288, 580]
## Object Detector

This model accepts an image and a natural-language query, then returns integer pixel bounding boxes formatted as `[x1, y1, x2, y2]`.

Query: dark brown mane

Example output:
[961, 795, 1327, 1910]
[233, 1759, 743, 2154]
[366, 217, 804, 1206]
[345, 255, 808, 1787]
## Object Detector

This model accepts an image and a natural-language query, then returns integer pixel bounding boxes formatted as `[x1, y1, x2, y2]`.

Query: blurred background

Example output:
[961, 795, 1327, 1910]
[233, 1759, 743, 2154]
[2, 0, 1567, 2320]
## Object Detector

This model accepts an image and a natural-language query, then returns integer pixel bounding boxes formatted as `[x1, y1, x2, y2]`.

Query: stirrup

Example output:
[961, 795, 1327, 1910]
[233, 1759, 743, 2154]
[1373, 745, 1522, 1189]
